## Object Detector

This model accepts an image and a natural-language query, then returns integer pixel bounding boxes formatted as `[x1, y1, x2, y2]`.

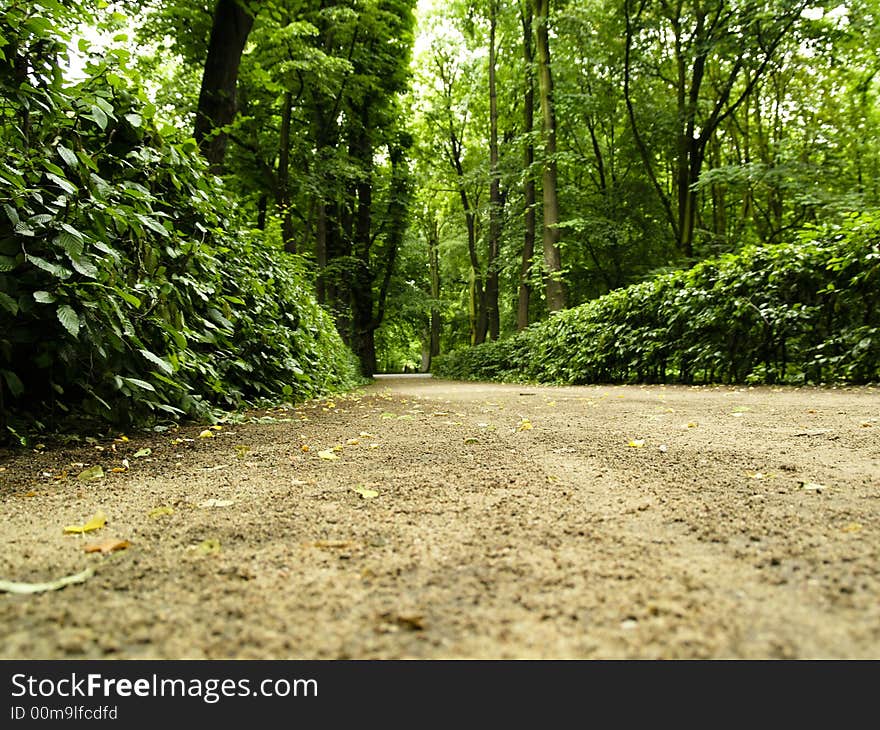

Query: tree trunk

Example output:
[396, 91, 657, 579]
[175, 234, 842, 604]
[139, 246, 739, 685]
[533, 0, 566, 312]
[518, 1, 536, 331]
[486, 1, 501, 340]
[193, 0, 254, 170]
[277, 90, 296, 252]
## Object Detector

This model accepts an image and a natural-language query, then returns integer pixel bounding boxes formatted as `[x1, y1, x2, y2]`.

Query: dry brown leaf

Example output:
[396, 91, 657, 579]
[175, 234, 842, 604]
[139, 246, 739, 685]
[84, 538, 130, 554]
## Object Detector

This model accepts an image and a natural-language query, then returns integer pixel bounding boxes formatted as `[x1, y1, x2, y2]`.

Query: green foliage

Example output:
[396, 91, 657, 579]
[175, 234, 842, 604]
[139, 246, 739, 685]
[433, 215, 880, 385]
[0, 4, 360, 441]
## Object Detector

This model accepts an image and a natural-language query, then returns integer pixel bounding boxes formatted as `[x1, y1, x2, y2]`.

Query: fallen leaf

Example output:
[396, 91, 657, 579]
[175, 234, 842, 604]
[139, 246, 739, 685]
[464, 437, 479, 444]
[346, 438, 360, 445]
[628, 439, 646, 448]
[198, 498, 235, 508]
[149, 506, 174, 519]
[116, 435, 130, 443]
[111, 467, 127, 473]
[0, 567, 94, 594]
[198, 429, 214, 439]
[196, 538, 221, 555]
[63, 510, 107, 534]
[658, 444, 668, 453]
[300, 445, 310, 453]
[76, 465, 104, 482]
[517, 419, 533, 432]
[332, 444, 344, 452]
[235, 445, 250, 459]
[353, 485, 379, 499]
[369, 443, 380, 449]
[801, 481, 825, 492]
[133, 448, 152, 458]
[318, 449, 339, 460]
[359, 431, 375, 438]
[84, 538, 130, 554]
[842, 523, 862, 533]
[210, 425, 223, 431]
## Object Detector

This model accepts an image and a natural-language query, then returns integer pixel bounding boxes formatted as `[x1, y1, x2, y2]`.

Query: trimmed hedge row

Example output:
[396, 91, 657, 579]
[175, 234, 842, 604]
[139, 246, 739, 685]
[433, 216, 880, 385]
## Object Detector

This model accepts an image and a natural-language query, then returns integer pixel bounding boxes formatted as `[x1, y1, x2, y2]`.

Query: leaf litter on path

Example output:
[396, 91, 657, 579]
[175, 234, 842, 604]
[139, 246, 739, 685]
[0, 567, 94, 595]
[63, 510, 107, 534]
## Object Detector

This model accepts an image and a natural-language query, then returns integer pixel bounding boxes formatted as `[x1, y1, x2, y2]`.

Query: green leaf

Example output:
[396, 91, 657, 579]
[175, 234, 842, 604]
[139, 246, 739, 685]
[122, 377, 155, 392]
[46, 172, 77, 196]
[0, 291, 17, 314]
[113, 287, 142, 308]
[1, 369, 24, 397]
[69, 254, 99, 279]
[33, 290, 56, 304]
[57, 145, 79, 170]
[57, 305, 80, 338]
[27, 254, 72, 279]
[0, 254, 17, 272]
[2, 203, 19, 226]
[58, 231, 83, 258]
[86, 104, 108, 130]
[138, 349, 173, 374]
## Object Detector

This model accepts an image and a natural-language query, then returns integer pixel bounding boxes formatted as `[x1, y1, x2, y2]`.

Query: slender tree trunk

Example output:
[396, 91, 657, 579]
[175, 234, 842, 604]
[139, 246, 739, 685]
[518, 2, 536, 331]
[350, 111, 376, 376]
[533, 0, 566, 312]
[193, 0, 254, 170]
[277, 90, 296, 252]
[486, 1, 501, 340]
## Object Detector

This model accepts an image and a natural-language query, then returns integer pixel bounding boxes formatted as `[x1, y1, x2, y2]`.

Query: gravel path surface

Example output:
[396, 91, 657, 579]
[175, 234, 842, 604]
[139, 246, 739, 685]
[1, 375, 878, 659]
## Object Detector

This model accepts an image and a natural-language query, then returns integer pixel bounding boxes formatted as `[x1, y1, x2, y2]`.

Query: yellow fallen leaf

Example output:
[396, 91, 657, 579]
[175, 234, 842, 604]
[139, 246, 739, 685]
[842, 523, 862, 533]
[332, 444, 344, 452]
[198, 429, 215, 439]
[517, 419, 533, 432]
[210, 425, 223, 431]
[76, 465, 104, 482]
[359, 432, 375, 438]
[628, 439, 646, 448]
[149, 506, 174, 519]
[170, 438, 184, 445]
[346, 438, 360, 445]
[301, 444, 310, 452]
[133, 448, 151, 458]
[196, 538, 221, 555]
[369, 443, 380, 449]
[353, 485, 379, 499]
[0, 568, 94, 594]
[318, 449, 339, 460]
[64, 510, 107, 534]
[115, 435, 129, 443]
[84, 538, 130, 554]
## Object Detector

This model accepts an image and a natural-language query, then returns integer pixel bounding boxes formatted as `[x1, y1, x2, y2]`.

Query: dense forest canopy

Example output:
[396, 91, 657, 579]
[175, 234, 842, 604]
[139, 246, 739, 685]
[1, 0, 878, 440]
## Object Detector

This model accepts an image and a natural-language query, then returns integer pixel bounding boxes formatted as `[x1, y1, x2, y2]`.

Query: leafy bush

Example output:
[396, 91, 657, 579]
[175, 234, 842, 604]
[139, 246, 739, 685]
[0, 4, 361, 441]
[433, 216, 880, 385]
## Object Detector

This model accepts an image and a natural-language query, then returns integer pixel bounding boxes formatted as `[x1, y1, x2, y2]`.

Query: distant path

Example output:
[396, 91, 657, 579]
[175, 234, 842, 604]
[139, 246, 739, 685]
[1, 379, 878, 658]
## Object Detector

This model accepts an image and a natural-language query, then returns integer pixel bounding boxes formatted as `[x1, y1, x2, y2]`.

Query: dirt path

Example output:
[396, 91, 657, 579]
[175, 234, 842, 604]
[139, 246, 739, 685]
[1, 376, 878, 659]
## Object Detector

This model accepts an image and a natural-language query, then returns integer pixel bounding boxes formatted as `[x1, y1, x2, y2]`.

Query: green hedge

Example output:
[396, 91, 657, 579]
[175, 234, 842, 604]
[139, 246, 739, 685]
[433, 216, 880, 385]
[0, 6, 361, 441]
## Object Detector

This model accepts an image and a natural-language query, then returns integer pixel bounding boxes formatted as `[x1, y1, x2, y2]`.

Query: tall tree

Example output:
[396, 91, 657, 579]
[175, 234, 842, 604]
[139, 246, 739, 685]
[533, 0, 566, 311]
[517, 0, 537, 330]
[193, 0, 255, 169]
